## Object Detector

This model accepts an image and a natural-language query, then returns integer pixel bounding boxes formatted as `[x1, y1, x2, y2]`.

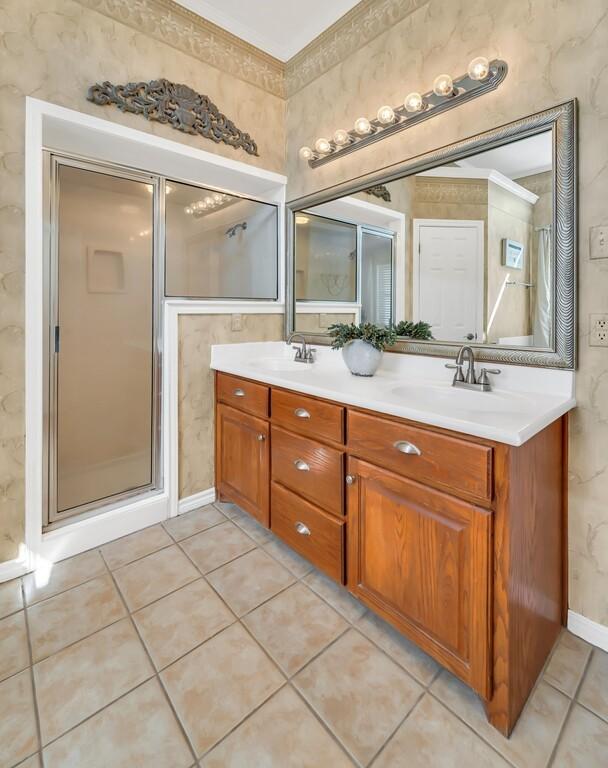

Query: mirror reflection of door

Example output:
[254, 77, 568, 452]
[414, 219, 484, 343]
[360, 228, 394, 326]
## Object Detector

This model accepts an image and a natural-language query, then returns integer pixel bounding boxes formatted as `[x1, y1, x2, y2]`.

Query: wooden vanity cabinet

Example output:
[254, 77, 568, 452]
[214, 371, 566, 738]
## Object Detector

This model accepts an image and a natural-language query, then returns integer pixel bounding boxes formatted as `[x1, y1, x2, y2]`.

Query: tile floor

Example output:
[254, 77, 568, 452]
[0, 501, 606, 768]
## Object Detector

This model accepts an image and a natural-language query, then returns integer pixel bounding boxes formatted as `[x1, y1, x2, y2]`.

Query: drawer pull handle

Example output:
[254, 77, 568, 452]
[294, 459, 310, 472]
[394, 440, 422, 456]
[346, 474, 356, 485]
[257, 434, 266, 442]
[294, 408, 311, 419]
[295, 521, 311, 536]
[233, 388, 245, 397]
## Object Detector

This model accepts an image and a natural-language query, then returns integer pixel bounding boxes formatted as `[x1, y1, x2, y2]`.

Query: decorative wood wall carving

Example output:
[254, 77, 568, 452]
[364, 184, 392, 202]
[87, 79, 259, 155]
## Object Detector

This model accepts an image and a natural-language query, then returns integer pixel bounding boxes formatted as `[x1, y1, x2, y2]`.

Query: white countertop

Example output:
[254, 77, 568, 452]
[210, 341, 576, 446]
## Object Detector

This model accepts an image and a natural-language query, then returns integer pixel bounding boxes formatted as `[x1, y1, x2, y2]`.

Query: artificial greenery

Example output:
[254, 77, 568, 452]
[327, 322, 397, 352]
[393, 320, 434, 340]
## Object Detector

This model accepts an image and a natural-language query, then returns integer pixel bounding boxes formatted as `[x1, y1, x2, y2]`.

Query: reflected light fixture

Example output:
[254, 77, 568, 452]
[299, 57, 507, 168]
[184, 191, 230, 217]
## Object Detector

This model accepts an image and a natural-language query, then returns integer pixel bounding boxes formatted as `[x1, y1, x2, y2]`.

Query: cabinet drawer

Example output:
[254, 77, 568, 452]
[271, 483, 344, 583]
[217, 372, 269, 418]
[272, 389, 344, 444]
[347, 410, 492, 502]
[271, 426, 344, 516]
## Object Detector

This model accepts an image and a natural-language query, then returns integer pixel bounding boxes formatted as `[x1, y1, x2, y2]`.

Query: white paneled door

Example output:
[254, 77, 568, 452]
[413, 219, 484, 343]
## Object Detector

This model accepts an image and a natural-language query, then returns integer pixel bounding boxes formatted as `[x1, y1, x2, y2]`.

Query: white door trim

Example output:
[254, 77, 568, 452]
[412, 219, 485, 340]
[17, 97, 286, 578]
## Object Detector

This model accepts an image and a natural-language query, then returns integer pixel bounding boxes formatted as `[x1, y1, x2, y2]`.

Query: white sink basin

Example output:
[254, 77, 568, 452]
[389, 383, 530, 416]
[247, 357, 315, 373]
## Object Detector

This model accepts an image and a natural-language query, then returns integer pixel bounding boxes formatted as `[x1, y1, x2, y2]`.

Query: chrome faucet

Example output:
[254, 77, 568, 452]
[446, 345, 501, 392]
[287, 333, 316, 364]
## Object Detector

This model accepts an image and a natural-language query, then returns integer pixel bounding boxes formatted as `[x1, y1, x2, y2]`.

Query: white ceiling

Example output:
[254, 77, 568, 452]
[174, 0, 361, 61]
[456, 132, 553, 179]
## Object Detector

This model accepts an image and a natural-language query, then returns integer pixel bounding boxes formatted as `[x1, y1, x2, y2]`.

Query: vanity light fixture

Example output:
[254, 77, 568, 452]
[300, 57, 507, 168]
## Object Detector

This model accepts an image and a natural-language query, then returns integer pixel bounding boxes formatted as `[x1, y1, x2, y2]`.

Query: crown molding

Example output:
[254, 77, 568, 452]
[285, 0, 430, 96]
[75, 0, 286, 98]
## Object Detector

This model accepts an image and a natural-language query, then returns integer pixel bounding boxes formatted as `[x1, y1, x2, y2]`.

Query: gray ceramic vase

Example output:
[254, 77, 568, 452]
[341, 339, 383, 376]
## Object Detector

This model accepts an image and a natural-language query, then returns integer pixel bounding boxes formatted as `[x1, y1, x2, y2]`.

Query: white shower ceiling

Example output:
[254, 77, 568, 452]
[173, 0, 361, 61]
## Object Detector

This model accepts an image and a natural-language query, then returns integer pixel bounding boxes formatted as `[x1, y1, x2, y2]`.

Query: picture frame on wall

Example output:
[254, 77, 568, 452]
[502, 238, 525, 269]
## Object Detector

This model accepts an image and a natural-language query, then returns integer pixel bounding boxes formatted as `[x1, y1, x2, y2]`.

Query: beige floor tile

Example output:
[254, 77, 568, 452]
[0, 577, 23, 618]
[294, 628, 423, 765]
[544, 630, 592, 696]
[577, 647, 608, 722]
[113, 545, 199, 611]
[0, 669, 39, 767]
[179, 521, 256, 574]
[133, 579, 234, 669]
[552, 703, 608, 767]
[206, 549, 295, 616]
[263, 537, 315, 578]
[0, 610, 29, 682]
[201, 685, 355, 767]
[430, 670, 570, 768]
[161, 622, 284, 756]
[15, 754, 41, 768]
[34, 617, 153, 744]
[42, 678, 193, 768]
[213, 501, 241, 518]
[163, 505, 226, 542]
[374, 693, 510, 768]
[356, 610, 440, 686]
[24, 550, 106, 605]
[243, 583, 347, 676]
[28, 574, 126, 662]
[230, 509, 273, 544]
[101, 525, 172, 570]
[303, 569, 366, 623]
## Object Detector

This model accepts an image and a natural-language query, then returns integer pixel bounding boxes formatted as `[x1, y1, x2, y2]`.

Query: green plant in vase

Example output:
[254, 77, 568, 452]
[328, 322, 397, 376]
[393, 320, 434, 340]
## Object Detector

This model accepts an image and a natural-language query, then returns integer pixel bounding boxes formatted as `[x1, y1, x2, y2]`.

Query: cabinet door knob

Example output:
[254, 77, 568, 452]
[294, 521, 311, 536]
[394, 440, 421, 456]
[257, 434, 266, 441]
[293, 459, 310, 472]
[345, 474, 356, 485]
[294, 408, 311, 419]
[233, 388, 245, 397]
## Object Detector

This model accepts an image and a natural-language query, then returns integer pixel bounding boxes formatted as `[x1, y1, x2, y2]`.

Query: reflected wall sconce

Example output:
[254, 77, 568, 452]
[299, 57, 507, 168]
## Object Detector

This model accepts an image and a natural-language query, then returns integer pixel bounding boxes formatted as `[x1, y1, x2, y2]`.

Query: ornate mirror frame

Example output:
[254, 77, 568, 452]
[285, 100, 577, 369]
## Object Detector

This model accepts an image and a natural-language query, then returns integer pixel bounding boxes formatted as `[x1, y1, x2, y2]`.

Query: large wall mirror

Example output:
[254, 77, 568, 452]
[286, 101, 576, 368]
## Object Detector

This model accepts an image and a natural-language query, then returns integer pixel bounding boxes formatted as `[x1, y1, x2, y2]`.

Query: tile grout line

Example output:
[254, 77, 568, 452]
[19, 577, 45, 768]
[102, 556, 200, 767]
[545, 649, 595, 768]
[366, 686, 427, 767]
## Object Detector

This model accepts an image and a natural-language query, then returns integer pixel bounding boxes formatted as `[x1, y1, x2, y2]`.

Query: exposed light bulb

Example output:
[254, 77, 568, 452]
[404, 92, 425, 113]
[314, 138, 332, 154]
[196, 201, 205, 210]
[184, 206, 193, 215]
[295, 214, 310, 225]
[333, 128, 351, 146]
[354, 117, 372, 135]
[433, 73, 454, 97]
[213, 192, 223, 203]
[376, 105, 395, 125]
[204, 196, 214, 206]
[467, 56, 490, 81]
[299, 145, 313, 160]
[166, 184, 173, 194]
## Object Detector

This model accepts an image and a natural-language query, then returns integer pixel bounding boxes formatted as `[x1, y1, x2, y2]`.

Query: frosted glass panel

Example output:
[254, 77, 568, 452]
[165, 180, 278, 299]
[55, 165, 155, 514]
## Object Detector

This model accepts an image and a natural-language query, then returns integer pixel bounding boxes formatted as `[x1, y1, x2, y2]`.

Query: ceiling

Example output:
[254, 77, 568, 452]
[174, 0, 361, 61]
[456, 132, 553, 179]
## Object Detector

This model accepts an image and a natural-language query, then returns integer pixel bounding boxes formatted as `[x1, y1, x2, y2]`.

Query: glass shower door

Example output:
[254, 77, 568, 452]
[360, 228, 394, 326]
[48, 159, 160, 523]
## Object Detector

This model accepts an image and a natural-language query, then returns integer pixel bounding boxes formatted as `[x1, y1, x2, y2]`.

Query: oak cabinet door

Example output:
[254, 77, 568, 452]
[216, 403, 269, 526]
[347, 457, 492, 698]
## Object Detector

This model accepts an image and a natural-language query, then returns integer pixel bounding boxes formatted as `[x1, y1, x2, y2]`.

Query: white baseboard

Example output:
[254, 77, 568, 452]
[178, 488, 216, 515]
[0, 557, 29, 583]
[568, 610, 608, 652]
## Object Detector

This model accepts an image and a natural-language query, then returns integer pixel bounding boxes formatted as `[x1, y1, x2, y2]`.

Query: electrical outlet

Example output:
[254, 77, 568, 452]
[231, 313, 242, 332]
[590, 226, 608, 260]
[590, 314, 608, 347]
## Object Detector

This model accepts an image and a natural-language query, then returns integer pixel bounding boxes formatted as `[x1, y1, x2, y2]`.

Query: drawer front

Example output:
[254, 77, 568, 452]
[271, 483, 344, 583]
[217, 372, 269, 418]
[347, 410, 492, 502]
[271, 426, 344, 516]
[272, 389, 344, 444]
